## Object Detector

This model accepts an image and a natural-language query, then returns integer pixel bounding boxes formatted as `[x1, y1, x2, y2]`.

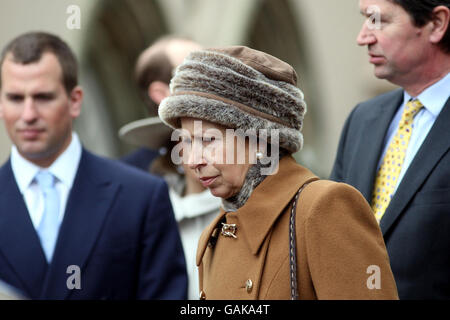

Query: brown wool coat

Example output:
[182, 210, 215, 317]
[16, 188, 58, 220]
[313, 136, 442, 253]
[196, 156, 399, 300]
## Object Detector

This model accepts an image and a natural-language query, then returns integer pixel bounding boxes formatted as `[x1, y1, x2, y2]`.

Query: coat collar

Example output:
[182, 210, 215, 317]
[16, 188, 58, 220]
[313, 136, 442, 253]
[196, 156, 318, 265]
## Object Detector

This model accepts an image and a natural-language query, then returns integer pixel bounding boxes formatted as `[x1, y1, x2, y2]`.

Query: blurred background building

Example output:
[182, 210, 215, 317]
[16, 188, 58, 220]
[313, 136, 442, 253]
[0, 0, 396, 177]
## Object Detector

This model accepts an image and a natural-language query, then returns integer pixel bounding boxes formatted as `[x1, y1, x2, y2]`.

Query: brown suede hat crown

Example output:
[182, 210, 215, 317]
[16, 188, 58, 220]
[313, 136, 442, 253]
[212, 46, 298, 85]
[158, 45, 306, 153]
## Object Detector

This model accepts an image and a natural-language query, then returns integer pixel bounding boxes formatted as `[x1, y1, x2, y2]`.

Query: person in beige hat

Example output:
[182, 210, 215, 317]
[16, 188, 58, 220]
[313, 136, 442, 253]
[159, 46, 399, 300]
[119, 36, 221, 300]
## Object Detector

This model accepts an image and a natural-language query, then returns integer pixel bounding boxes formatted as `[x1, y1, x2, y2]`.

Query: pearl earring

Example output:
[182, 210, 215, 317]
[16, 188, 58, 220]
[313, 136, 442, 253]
[256, 152, 263, 160]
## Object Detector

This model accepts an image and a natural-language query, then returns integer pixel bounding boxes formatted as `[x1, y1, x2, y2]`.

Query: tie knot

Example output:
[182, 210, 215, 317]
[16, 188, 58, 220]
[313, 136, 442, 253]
[35, 171, 56, 189]
[403, 99, 423, 121]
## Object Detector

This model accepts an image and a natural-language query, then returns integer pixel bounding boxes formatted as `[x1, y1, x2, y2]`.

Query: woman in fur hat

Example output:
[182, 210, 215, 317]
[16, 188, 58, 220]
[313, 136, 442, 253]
[158, 46, 398, 300]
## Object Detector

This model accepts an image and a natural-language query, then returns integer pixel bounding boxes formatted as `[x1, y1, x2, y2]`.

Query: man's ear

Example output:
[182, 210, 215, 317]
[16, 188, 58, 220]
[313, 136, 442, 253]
[68, 86, 83, 119]
[429, 6, 450, 45]
[148, 81, 170, 105]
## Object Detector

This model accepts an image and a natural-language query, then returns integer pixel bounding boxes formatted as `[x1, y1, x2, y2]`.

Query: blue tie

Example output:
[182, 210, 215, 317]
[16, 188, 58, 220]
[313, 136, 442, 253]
[35, 171, 60, 262]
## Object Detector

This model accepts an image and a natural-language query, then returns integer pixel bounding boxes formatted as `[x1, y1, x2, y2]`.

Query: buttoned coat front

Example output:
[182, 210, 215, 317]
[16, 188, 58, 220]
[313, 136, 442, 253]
[197, 156, 399, 300]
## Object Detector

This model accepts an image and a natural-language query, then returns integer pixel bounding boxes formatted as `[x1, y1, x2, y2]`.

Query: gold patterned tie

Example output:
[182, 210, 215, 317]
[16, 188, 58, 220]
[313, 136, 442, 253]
[371, 99, 423, 223]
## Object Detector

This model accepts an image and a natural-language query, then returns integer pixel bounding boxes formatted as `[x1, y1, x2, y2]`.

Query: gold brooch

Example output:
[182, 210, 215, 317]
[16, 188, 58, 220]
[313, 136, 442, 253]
[221, 223, 237, 238]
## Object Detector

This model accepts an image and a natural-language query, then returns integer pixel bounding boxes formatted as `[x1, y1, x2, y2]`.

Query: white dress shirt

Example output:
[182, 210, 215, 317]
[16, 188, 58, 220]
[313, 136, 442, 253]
[170, 188, 221, 300]
[11, 132, 82, 230]
[378, 72, 450, 192]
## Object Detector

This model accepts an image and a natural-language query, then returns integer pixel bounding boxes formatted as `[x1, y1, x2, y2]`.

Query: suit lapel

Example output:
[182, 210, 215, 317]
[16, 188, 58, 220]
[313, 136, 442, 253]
[353, 90, 403, 201]
[40, 150, 120, 299]
[0, 160, 48, 299]
[381, 98, 450, 235]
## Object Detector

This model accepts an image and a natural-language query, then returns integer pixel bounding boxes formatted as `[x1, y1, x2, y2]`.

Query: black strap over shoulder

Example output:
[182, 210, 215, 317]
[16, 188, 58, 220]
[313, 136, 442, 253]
[289, 182, 311, 300]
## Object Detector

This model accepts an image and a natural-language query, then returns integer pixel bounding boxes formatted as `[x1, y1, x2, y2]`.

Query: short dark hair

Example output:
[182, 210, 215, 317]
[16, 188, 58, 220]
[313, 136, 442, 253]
[0, 32, 78, 94]
[390, 0, 450, 52]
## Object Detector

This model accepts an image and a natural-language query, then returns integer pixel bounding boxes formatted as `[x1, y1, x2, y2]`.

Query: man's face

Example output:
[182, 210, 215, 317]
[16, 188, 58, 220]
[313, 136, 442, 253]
[0, 52, 82, 167]
[357, 0, 431, 84]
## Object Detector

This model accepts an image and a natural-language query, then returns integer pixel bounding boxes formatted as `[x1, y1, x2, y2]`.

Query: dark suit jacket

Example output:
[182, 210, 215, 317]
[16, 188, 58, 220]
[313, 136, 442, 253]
[0, 149, 187, 299]
[120, 148, 159, 172]
[330, 89, 450, 299]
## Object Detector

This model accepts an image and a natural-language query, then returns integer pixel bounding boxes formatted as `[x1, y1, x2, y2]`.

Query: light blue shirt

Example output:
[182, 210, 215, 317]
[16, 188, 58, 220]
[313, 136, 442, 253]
[378, 72, 450, 193]
[11, 132, 82, 230]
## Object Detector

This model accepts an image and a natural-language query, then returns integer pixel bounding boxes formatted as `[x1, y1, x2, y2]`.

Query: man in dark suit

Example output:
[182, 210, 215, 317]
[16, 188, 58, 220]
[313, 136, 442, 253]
[331, 0, 450, 299]
[0, 32, 187, 299]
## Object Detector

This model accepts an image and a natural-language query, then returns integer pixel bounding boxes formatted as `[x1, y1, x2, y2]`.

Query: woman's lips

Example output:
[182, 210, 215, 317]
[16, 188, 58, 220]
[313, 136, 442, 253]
[199, 176, 218, 188]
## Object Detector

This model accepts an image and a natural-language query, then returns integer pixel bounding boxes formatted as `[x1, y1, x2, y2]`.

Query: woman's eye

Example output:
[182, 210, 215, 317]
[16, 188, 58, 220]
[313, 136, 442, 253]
[203, 137, 215, 143]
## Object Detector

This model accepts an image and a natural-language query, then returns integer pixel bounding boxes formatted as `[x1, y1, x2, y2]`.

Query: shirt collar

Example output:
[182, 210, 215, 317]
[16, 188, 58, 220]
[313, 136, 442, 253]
[11, 146, 39, 194]
[11, 132, 82, 192]
[170, 188, 221, 221]
[403, 72, 450, 117]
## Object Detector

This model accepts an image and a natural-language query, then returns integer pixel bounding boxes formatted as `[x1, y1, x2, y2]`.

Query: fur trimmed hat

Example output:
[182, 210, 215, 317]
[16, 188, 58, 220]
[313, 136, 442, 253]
[158, 46, 307, 153]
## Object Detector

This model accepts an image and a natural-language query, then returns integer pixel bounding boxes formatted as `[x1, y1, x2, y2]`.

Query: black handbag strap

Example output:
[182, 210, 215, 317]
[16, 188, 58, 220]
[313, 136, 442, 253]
[289, 182, 310, 300]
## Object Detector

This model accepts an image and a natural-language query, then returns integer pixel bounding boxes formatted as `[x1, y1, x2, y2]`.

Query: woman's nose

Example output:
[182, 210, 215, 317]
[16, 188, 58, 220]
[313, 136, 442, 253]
[186, 143, 206, 170]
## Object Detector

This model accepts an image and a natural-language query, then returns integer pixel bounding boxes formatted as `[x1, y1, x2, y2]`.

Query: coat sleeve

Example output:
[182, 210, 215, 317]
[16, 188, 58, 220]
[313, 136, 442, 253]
[329, 106, 357, 182]
[299, 180, 398, 300]
[136, 179, 188, 299]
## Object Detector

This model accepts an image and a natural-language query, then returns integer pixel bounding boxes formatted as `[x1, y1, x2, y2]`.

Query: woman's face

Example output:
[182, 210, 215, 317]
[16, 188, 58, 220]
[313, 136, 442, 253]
[180, 117, 253, 199]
